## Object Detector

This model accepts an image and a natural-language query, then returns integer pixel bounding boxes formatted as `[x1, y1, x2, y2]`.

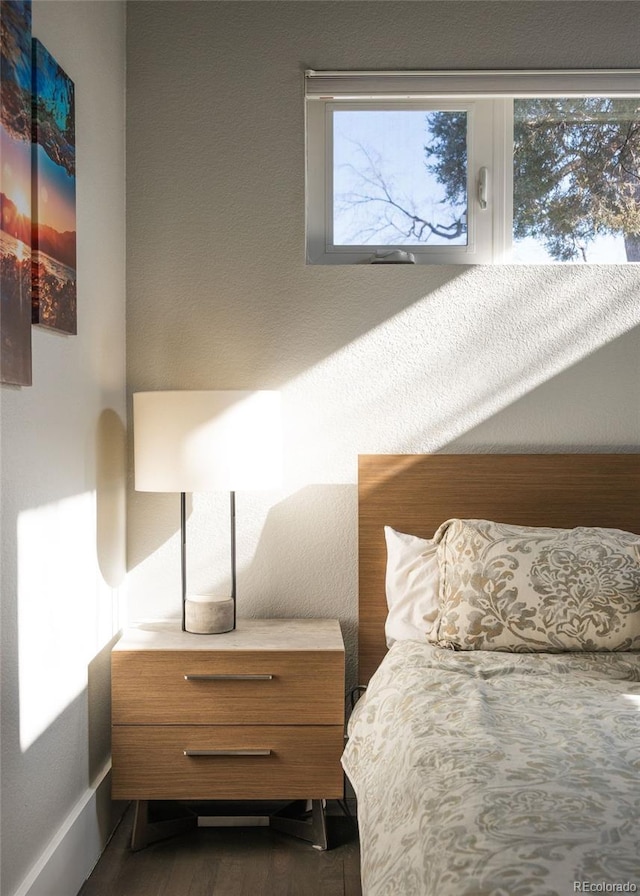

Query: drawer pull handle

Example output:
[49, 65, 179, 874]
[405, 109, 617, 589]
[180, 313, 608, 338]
[184, 674, 273, 681]
[184, 749, 272, 757]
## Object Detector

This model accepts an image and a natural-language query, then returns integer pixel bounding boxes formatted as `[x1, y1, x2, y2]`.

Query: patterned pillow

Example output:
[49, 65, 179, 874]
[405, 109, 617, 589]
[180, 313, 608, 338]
[428, 518, 640, 652]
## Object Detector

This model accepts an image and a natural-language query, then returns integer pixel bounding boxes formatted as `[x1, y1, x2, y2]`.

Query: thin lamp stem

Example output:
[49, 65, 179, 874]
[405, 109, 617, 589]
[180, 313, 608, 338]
[180, 491, 236, 634]
[180, 491, 187, 631]
[230, 491, 237, 629]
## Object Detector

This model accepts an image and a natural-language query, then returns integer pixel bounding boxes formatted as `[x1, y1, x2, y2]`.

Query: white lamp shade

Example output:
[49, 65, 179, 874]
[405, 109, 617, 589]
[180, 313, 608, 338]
[134, 390, 282, 493]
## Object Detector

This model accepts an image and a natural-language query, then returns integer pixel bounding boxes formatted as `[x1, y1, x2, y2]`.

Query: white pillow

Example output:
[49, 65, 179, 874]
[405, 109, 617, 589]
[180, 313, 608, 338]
[384, 526, 440, 647]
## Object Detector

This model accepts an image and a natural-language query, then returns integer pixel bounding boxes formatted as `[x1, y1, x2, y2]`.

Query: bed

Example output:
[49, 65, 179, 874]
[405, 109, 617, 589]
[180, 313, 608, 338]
[342, 455, 640, 896]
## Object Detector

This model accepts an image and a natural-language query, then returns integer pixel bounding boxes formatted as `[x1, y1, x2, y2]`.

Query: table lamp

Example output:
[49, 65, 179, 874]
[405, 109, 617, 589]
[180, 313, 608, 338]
[133, 390, 282, 633]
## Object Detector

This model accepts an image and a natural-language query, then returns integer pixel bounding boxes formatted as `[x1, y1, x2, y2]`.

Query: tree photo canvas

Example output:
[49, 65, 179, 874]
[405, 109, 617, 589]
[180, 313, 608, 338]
[31, 37, 76, 333]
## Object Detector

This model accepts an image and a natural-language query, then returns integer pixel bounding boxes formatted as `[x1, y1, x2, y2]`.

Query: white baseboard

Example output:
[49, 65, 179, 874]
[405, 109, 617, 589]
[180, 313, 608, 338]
[12, 761, 125, 896]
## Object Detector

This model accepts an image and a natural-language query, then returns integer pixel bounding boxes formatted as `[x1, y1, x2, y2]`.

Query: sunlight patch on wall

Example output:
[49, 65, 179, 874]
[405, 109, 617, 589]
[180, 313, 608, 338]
[17, 491, 121, 751]
[127, 267, 640, 625]
[281, 266, 640, 485]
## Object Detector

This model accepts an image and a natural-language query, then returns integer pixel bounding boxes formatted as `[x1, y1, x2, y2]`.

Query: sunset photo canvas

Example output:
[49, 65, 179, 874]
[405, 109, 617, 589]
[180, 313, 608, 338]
[32, 37, 76, 334]
[0, 0, 33, 385]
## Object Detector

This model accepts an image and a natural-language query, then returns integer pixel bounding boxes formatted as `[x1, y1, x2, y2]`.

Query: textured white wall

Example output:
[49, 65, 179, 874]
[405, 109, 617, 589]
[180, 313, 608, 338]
[0, 3, 126, 894]
[126, 1, 640, 689]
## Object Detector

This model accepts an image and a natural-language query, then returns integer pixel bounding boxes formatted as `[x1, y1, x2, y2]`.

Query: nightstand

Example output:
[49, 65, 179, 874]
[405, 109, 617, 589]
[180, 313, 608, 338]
[111, 618, 345, 850]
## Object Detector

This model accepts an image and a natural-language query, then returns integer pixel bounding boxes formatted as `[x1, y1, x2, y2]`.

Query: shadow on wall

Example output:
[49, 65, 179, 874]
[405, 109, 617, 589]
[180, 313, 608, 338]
[148, 263, 469, 393]
[88, 634, 128, 843]
[127, 484, 360, 685]
[241, 484, 359, 688]
[96, 409, 127, 589]
[87, 633, 121, 783]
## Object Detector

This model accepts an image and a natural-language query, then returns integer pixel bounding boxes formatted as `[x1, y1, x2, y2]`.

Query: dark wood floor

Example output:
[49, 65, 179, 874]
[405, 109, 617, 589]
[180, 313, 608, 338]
[79, 802, 362, 896]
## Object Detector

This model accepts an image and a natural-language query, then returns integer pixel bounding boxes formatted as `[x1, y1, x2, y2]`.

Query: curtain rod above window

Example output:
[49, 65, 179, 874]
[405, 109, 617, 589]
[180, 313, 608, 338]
[304, 69, 640, 99]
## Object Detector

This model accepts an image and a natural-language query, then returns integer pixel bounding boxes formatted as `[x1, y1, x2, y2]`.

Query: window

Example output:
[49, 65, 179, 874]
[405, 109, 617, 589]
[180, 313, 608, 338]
[305, 70, 640, 265]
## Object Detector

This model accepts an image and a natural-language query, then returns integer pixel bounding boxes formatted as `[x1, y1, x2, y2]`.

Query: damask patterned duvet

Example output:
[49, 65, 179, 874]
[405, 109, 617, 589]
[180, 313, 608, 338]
[342, 640, 640, 896]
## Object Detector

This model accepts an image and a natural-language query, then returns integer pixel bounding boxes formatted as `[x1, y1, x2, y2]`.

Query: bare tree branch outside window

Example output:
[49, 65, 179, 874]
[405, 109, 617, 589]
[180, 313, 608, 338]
[333, 100, 640, 262]
[333, 110, 468, 248]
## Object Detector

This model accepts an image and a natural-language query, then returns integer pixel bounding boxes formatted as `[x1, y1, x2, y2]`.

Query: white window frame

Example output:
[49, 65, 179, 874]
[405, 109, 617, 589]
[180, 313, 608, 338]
[305, 69, 640, 266]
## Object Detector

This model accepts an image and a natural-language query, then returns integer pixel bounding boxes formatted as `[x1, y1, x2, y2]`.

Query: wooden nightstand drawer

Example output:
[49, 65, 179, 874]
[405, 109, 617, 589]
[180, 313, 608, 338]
[112, 620, 346, 849]
[112, 724, 345, 800]
[112, 649, 344, 725]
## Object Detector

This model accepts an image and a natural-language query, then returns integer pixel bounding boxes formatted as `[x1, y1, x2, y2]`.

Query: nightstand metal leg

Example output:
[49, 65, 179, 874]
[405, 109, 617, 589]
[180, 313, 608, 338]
[131, 800, 198, 851]
[269, 799, 328, 850]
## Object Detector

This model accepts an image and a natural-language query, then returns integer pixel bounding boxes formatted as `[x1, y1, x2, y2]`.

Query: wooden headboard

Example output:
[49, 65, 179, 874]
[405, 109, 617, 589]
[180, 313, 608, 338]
[358, 454, 640, 684]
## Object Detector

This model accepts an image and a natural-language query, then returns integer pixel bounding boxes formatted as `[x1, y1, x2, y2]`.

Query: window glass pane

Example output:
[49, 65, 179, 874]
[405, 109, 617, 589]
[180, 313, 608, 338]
[513, 98, 640, 263]
[332, 109, 468, 247]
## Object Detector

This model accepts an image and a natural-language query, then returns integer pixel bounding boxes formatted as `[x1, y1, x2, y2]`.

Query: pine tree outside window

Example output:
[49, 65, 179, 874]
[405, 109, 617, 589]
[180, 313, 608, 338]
[305, 70, 640, 265]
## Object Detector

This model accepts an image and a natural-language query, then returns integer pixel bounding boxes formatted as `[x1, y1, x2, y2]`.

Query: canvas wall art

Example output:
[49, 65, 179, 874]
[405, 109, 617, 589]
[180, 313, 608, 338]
[31, 37, 76, 334]
[0, 0, 33, 386]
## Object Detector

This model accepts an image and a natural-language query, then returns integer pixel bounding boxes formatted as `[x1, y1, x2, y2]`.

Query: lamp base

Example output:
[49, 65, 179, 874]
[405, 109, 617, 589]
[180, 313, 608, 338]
[185, 594, 234, 634]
